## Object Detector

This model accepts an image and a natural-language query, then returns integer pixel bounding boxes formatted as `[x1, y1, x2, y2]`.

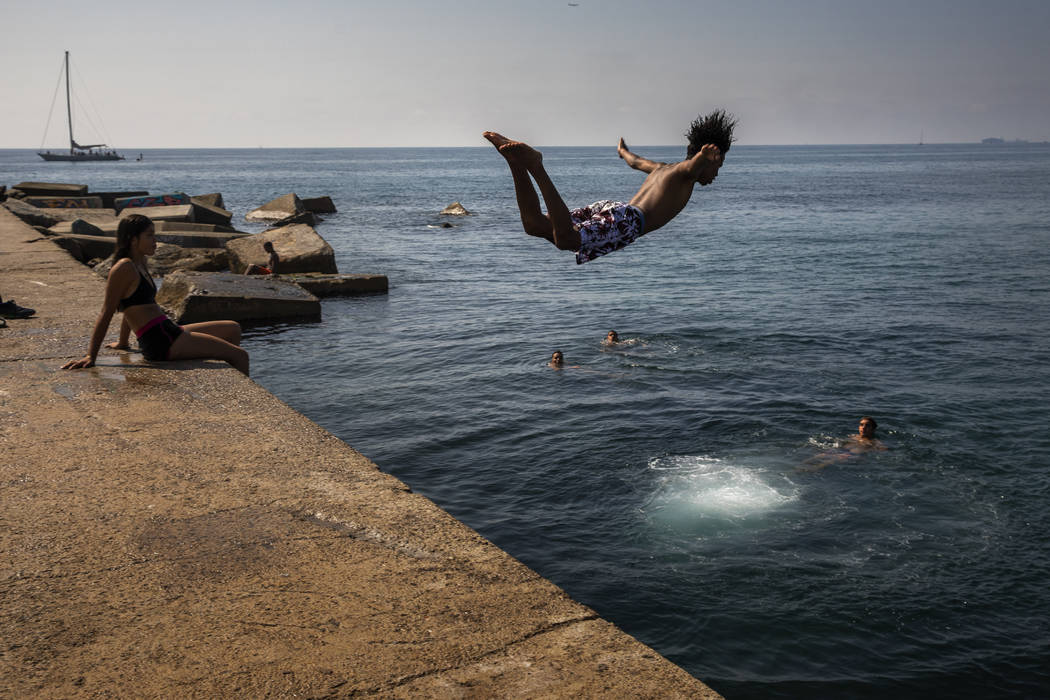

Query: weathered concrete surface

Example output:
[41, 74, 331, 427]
[92, 243, 229, 277]
[190, 199, 234, 227]
[3, 198, 61, 227]
[119, 203, 195, 223]
[156, 270, 321, 324]
[246, 193, 304, 222]
[50, 220, 243, 237]
[23, 196, 104, 209]
[45, 208, 118, 224]
[226, 225, 337, 275]
[86, 190, 149, 209]
[0, 207, 721, 699]
[191, 193, 225, 210]
[114, 192, 191, 212]
[50, 233, 116, 262]
[301, 195, 337, 214]
[285, 272, 389, 297]
[11, 181, 88, 196]
[50, 220, 246, 249]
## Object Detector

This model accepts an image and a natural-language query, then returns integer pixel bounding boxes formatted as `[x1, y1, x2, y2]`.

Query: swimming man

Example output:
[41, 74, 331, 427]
[484, 109, 736, 264]
[799, 416, 888, 472]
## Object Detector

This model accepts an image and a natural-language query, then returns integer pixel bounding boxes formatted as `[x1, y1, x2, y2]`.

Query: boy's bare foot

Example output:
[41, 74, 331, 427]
[483, 131, 542, 167]
[617, 137, 629, 158]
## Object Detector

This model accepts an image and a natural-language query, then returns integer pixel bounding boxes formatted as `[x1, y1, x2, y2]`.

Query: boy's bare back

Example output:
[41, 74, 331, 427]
[621, 142, 724, 233]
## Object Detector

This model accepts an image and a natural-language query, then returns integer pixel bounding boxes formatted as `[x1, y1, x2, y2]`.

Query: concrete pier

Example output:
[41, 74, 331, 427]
[0, 207, 720, 698]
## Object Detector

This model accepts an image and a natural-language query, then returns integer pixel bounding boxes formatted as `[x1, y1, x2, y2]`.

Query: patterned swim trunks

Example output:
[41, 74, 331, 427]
[571, 200, 647, 265]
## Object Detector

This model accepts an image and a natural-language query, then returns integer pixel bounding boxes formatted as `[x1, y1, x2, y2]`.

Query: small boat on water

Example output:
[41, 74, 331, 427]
[38, 51, 123, 162]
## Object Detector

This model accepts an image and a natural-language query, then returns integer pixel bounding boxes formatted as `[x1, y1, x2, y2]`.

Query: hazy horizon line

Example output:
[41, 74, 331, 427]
[8, 140, 1050, 151]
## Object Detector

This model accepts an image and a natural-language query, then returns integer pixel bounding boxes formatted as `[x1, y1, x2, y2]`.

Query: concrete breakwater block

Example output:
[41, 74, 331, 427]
[24, 195, 104, 209]
[114, 192, 191, 212]
[226, 224, 337, 274]
[191, 200, 234, 226]
[283, 272, 389, 297]
[154, 221, 242, 234]
[12, 181, 88, 196]
[50, 219, 248, 249]
[52, 219, 247, 239]
[245, 193, 304, 221]
[51, 233, 116, 262]
[157, 270, 320, 324]
[3, 199, 60, 228]
[40, 208, 116, 223]
[87, 190, 149, 209]
[119, 204, 194, 222]
[266, 211, 317, 229]
[191, 193, 225, 209]
[93, 243, 228, 277]
[115, 195, 232, 226]
[301, 195, 337, 213]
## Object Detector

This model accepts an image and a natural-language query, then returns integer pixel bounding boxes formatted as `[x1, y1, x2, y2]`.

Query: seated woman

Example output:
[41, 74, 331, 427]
[62, 214, 250, 375]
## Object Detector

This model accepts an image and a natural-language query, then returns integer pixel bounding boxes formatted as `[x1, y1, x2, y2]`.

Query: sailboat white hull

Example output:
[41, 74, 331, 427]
[38, 151, 125, 162]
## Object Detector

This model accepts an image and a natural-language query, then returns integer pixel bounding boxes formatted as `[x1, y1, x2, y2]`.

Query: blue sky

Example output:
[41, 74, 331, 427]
[3, 0, 1048, 147]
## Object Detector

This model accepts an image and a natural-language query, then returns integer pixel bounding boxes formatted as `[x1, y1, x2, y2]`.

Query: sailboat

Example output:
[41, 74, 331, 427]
[38, 51, 123, 162]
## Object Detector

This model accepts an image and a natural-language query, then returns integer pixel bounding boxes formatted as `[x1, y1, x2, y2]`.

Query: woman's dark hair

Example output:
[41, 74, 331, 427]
[113, 214, 153, 262]
[686, 109, 738, 158]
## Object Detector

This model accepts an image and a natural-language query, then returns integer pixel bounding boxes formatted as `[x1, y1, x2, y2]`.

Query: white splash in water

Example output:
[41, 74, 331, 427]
[645, 455, 798, 524]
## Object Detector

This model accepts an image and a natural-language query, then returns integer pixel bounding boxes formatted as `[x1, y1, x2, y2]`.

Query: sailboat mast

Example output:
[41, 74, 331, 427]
[64, 51, 73, 154]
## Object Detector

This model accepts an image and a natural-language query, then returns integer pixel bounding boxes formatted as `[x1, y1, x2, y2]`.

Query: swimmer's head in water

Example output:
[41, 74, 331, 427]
[550, 351, 564, 366]
[859, 416, 877, 438]
[606, 330, 619, 343]
[686, 109, 737, 159]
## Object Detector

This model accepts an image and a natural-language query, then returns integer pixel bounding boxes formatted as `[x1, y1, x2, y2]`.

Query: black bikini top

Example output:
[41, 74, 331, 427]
[117, 264, 157, 311]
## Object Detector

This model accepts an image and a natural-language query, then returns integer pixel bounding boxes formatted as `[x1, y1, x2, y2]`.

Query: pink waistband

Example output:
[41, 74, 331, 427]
[135, 314, 167, 339]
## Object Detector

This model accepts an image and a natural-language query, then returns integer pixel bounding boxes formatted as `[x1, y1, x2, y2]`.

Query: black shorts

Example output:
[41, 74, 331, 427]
[136, 317, 184, 361]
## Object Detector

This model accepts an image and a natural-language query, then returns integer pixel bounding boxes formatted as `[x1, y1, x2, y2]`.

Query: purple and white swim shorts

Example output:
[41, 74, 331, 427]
[571, 200, 647, 265]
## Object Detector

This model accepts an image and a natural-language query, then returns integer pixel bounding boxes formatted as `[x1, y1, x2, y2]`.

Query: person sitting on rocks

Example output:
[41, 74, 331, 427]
[245, 241, 280, 276]
[62, 214, 250, 375]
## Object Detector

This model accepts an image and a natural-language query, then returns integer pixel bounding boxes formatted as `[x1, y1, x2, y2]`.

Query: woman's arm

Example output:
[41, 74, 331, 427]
[62, 262, 136, 369]
[105, 316, 132, 350]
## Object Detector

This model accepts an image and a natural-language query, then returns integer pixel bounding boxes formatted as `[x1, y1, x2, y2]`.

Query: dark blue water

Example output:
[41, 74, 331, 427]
[4, 144, 1050, 698]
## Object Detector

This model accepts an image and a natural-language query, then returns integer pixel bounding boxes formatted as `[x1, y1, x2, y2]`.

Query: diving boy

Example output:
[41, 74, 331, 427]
[484, 109, 736, 264]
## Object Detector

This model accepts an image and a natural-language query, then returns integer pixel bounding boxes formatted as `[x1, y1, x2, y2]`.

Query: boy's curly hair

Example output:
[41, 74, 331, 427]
[686, 109, 738, 158]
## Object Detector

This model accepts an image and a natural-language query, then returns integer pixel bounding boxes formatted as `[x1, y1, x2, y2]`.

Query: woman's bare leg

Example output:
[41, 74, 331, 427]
[484, 132, 580, 250]
[168, 329, 250, 375]
[181, 320, 242, 346]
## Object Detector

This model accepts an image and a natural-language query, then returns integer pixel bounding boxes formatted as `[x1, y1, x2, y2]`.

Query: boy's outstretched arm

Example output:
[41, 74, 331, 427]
[618, 138, 664, 173]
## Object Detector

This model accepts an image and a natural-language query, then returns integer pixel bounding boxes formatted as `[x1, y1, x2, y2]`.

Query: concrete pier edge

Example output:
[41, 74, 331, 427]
[0, 207, 721, 698]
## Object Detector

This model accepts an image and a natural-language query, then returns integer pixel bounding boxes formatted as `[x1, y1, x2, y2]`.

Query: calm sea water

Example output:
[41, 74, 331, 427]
[4, 143, 1050, 698]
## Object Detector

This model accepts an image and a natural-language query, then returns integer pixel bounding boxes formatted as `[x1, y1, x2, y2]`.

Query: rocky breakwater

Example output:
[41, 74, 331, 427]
[1, 180, 381, 326]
